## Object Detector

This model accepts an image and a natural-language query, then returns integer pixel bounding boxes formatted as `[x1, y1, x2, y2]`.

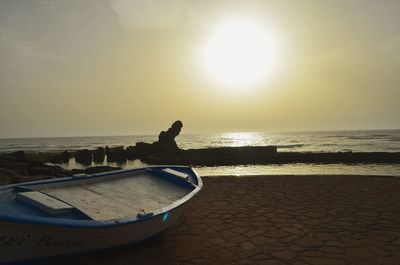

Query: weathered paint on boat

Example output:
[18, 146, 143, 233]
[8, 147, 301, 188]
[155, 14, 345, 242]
[0, 166, 202, 264]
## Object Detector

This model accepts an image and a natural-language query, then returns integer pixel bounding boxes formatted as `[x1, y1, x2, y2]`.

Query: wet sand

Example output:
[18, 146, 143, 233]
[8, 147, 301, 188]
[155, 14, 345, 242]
[61, 175, 400, 265]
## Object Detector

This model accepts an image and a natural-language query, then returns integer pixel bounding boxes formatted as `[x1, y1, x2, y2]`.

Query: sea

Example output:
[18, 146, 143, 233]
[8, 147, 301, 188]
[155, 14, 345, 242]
[1, 130, 400, 177]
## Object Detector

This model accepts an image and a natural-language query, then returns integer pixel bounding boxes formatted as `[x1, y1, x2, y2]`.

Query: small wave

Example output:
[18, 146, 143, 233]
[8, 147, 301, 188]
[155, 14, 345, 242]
[328, 135, 348, 138]
[357, 143, 374, 146]
[385, 147, 400, 151]
[347, 134, 394, 140]
[0, 144, 27, 149]
[371, 134, 390, 138]
[277, 144, 305, 148]
[346, 136, 370, 140]
[388, 137, 400, 142]
[341, 149, 353, 152]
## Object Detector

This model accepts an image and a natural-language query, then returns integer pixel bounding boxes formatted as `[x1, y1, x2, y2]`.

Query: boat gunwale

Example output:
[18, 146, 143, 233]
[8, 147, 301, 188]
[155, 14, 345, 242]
[0, 166, 203, 228]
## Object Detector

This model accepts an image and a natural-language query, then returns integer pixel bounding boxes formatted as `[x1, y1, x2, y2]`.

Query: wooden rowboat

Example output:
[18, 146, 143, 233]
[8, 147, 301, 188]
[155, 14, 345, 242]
[0, 166, 202, 264]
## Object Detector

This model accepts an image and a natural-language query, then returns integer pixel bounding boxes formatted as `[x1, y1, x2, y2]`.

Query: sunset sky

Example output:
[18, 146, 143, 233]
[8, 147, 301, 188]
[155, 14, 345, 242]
[1, 0, 399, 138]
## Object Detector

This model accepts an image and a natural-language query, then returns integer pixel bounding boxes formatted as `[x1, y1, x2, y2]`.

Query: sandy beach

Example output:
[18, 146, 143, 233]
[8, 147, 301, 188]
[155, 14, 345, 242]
[47, 174, 400, 265]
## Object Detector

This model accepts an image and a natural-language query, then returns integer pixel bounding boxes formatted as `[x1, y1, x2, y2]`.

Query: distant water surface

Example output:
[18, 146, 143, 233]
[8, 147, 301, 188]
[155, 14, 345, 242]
[1, 130, 400, 153]
[1, 130, 400, 176]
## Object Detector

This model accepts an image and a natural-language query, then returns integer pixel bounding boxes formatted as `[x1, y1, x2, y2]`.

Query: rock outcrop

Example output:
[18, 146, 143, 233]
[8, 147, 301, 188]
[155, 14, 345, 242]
[0, 153, 121, 185]
[75, 149, 92, 165]
[10, 151, 25, 161]
[143, 148, 400, 166]
[124, 120, 184, 158]
[155, 120, 183, 151]
[50, 151, 70, 164]
[105, 146, 126, 163]
[93, 147, 106, 163]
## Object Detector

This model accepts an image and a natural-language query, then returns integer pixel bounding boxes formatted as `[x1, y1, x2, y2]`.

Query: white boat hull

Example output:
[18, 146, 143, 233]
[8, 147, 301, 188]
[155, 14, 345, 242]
[0, 205, 184, 263]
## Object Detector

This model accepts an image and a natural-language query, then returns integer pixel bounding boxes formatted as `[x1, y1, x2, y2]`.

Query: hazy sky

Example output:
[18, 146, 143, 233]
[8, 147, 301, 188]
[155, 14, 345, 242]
[1, 0, 399, 138]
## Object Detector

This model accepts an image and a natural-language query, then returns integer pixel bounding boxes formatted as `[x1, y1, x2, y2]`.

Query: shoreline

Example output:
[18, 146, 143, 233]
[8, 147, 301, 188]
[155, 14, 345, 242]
[2, 148, 400, 165]
[51, 174, 400, 265]
[1, 150, 400, 185]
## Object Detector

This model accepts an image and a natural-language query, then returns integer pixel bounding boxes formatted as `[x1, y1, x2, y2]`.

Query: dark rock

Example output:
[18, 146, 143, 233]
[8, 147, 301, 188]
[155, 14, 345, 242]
[93, 147, 105, 163]
[0, 160, 30, 176]
[0, 153, 17, 162]
[62, 151, 69, 162]
[135, 142, 158, 156]
[143, 147, 400, 166]
[126, 120, 184, 159]
[70, 166, 121, 175]
[10, 151, 25, 161]
[0, 168, 11, 185]
[20, 163, 71, 177]
[53, 167, 72, 177]
[0, 158, 72, 184]
[50, 151, 70, 164]
[0, 167, 19, 177]
[50, 155, 63, 164]
[106, 146, 126, 163]
[28, 166, 59, 176]
[144, 146, 278, 166]
[84, 166, 121, 174]
[154, 120, 183, 151]
[75, 149, 92, 165]
[0, 153, 119, 185]
[0, 173, 11, 185]
[126, 146, 140, 160]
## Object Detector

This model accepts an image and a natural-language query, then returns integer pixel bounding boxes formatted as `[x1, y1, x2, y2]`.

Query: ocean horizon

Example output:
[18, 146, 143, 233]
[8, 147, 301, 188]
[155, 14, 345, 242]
[1, 129, 400, 177]
[1, 129, 400, 152]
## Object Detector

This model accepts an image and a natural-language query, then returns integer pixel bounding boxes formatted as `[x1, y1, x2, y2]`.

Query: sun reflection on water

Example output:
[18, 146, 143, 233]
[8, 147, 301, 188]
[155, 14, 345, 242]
[220, 132, 266, 147]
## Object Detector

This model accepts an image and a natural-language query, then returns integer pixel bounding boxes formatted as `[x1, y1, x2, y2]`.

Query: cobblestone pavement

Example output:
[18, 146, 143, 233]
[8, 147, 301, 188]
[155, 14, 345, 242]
[69, 175, 400, 265]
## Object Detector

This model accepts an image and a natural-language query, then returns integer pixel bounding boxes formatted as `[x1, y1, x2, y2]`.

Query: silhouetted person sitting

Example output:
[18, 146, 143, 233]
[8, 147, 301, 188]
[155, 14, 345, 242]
[156, 120, 183, 151]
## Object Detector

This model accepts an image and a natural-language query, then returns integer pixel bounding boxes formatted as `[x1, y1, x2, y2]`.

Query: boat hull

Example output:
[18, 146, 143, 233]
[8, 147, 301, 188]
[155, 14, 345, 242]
[0, 205, 184, 264]
[0, 166, 202, 264]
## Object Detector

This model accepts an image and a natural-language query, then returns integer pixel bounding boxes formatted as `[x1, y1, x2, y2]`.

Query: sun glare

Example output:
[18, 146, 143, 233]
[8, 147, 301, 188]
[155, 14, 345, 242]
[199, 18, 279, 91]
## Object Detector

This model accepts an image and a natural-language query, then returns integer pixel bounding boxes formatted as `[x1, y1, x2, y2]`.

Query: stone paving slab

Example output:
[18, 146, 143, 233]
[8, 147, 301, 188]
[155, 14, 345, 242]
[61, 175, 400, 265]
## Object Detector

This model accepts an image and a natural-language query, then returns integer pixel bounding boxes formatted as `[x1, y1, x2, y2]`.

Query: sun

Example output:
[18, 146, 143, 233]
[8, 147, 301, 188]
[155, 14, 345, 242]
[199, 18, 279, 91]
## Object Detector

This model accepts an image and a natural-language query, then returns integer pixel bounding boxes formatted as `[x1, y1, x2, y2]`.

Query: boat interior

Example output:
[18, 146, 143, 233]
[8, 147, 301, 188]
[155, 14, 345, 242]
[0, 168, 197, 222]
